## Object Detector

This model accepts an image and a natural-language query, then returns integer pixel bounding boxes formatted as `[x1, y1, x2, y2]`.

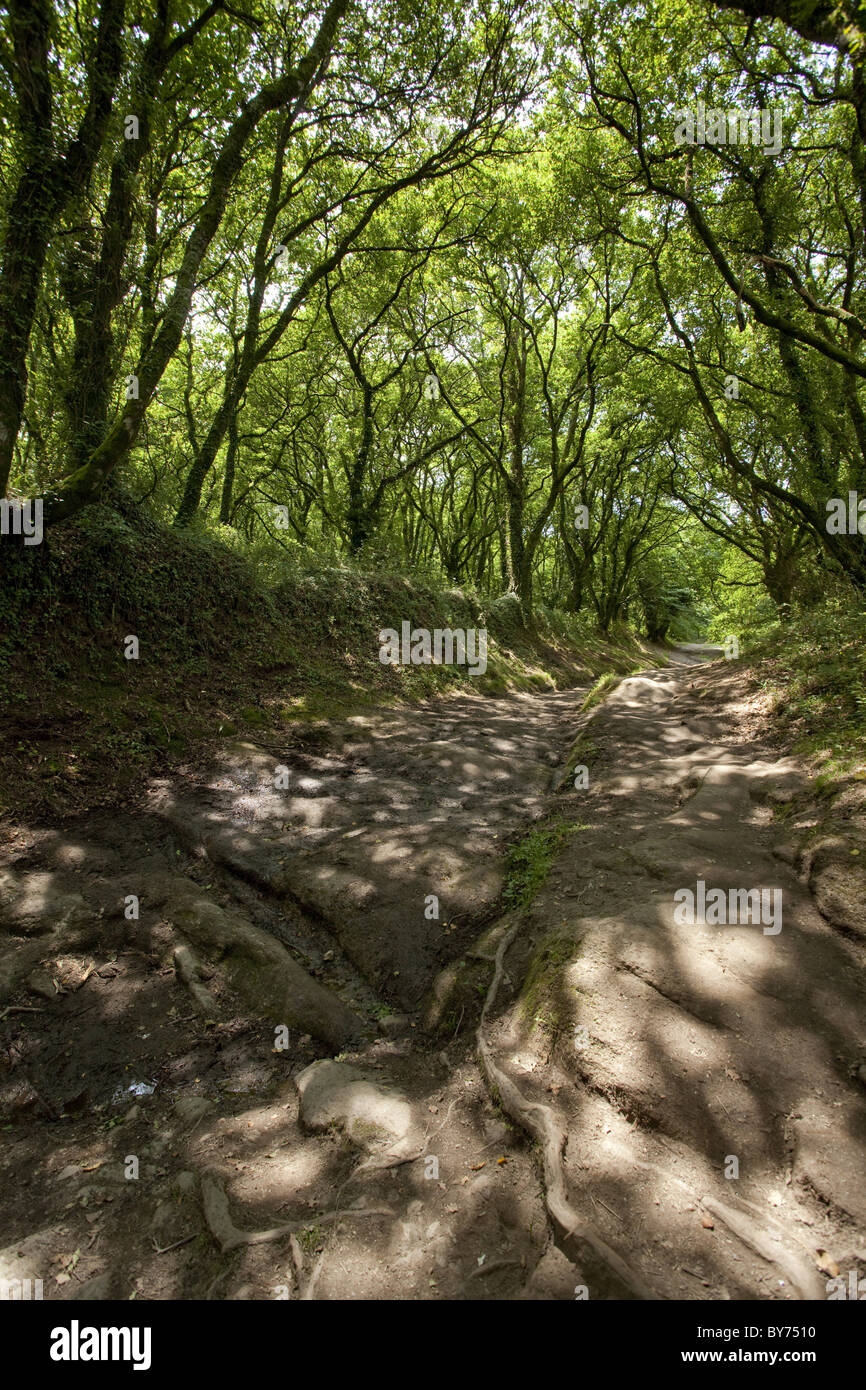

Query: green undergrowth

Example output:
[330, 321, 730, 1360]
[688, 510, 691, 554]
[502, 817, 590, 913]
[502, 818, 590, 1036]
[0, 497, 657, 823]
[749, 597, 866, 790]
[581, 670, 620, 712]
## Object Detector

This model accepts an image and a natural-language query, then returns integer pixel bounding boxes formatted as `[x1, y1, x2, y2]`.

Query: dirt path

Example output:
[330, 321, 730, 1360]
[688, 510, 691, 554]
[484, 654, 866, 1299]
[1, 654, 864, 1300]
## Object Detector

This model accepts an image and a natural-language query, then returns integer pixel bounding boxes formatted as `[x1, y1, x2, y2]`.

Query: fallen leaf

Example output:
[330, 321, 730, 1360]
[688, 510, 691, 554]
[815, 1249, 839, 1277]
[470, 1161, 486, 1172]
[496, 1156, 508, 1165]
[701, 1216, 715, 1230]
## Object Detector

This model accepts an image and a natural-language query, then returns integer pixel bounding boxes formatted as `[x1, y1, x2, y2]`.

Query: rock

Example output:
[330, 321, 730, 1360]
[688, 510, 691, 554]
[150, 1201, 176, 1232]
[0, 875, 102, 1004]
[377, 1013, 409, 1037]
[174, 1171, 197, 1196]
[172, 1096, 213, 1127]
[26, 968, 58, 1001]
[68, 1272, 113, 1300]
[0, 937, 58, 1004]
[295, 1059, 419, 1153]
[0, 1078, 38, 1115]
[0, 1225, 65, 1291]
[0, 872, 97, 937]
[747, 766, 804, 806]
[518, 1245, 585, 1300]
[143, 1134, 170, 1159]
[481, 1118, 510, 1147]
[173, 939, 219, 1017]
[172, 896, 365, 1049]
[140, 873, 364, 1051]
[791, 1098, 866, 1227]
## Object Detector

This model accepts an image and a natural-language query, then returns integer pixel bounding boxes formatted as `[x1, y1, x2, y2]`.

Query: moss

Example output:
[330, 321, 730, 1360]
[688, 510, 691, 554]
[580, 670, 622, 713]
[297, 1224, 324, 1254]
[502, 818, 588, 912]
[557, 729, 600, 793]
[239, 705, 269, 727]
[518, 932, 580, 1034]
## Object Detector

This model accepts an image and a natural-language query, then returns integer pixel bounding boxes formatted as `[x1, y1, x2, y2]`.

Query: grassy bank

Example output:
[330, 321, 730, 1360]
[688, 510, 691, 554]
[0, 500, 658, 824]
[748, 599, 866, 788]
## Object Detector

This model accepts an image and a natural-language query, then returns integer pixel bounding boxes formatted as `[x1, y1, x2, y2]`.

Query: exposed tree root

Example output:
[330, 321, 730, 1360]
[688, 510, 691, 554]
[465, 1256, 523, 1281]
[476, 916, 661, 1301]
[201, 1172, 392, 1255]
[601, 1135, 826, 1300]
[173, 937, 220, 1017]
[351, 1098, 460, 1176]
[701, 1196, 825, 1300]
[151, 1232, 199, 1256]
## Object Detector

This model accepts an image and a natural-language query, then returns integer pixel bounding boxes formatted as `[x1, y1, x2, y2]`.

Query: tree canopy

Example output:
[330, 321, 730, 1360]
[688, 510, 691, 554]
[3, 0, 865, 637]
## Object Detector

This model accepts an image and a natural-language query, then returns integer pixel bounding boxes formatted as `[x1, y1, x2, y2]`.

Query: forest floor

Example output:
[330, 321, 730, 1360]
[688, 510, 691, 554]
[1, 647, 865, 1300]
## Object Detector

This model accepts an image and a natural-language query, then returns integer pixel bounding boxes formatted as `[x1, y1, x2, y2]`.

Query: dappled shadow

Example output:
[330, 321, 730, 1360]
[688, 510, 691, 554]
[149, 687, 586, 1010]
[472, 659, 866, 1298]
[4, 657, 864, 1301]
[0, 682, 588, 1301]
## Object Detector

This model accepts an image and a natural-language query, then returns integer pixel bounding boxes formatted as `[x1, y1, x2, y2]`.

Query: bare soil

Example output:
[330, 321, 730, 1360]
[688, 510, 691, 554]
[1, 652, 863, 1300]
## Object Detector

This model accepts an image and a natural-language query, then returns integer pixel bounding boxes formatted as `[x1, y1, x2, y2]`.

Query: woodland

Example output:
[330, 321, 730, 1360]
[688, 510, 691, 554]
[2, 0, 865, 642]
[2, 0, 866, 1321]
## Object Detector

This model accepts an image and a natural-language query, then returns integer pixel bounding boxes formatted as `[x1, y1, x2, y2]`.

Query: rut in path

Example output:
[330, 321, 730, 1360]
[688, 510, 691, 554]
[0, 682, 594, 1300]
[148, 685, 587, 1013]
[2, 651, 864, 1300]
[481, 652, 866, 1299]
